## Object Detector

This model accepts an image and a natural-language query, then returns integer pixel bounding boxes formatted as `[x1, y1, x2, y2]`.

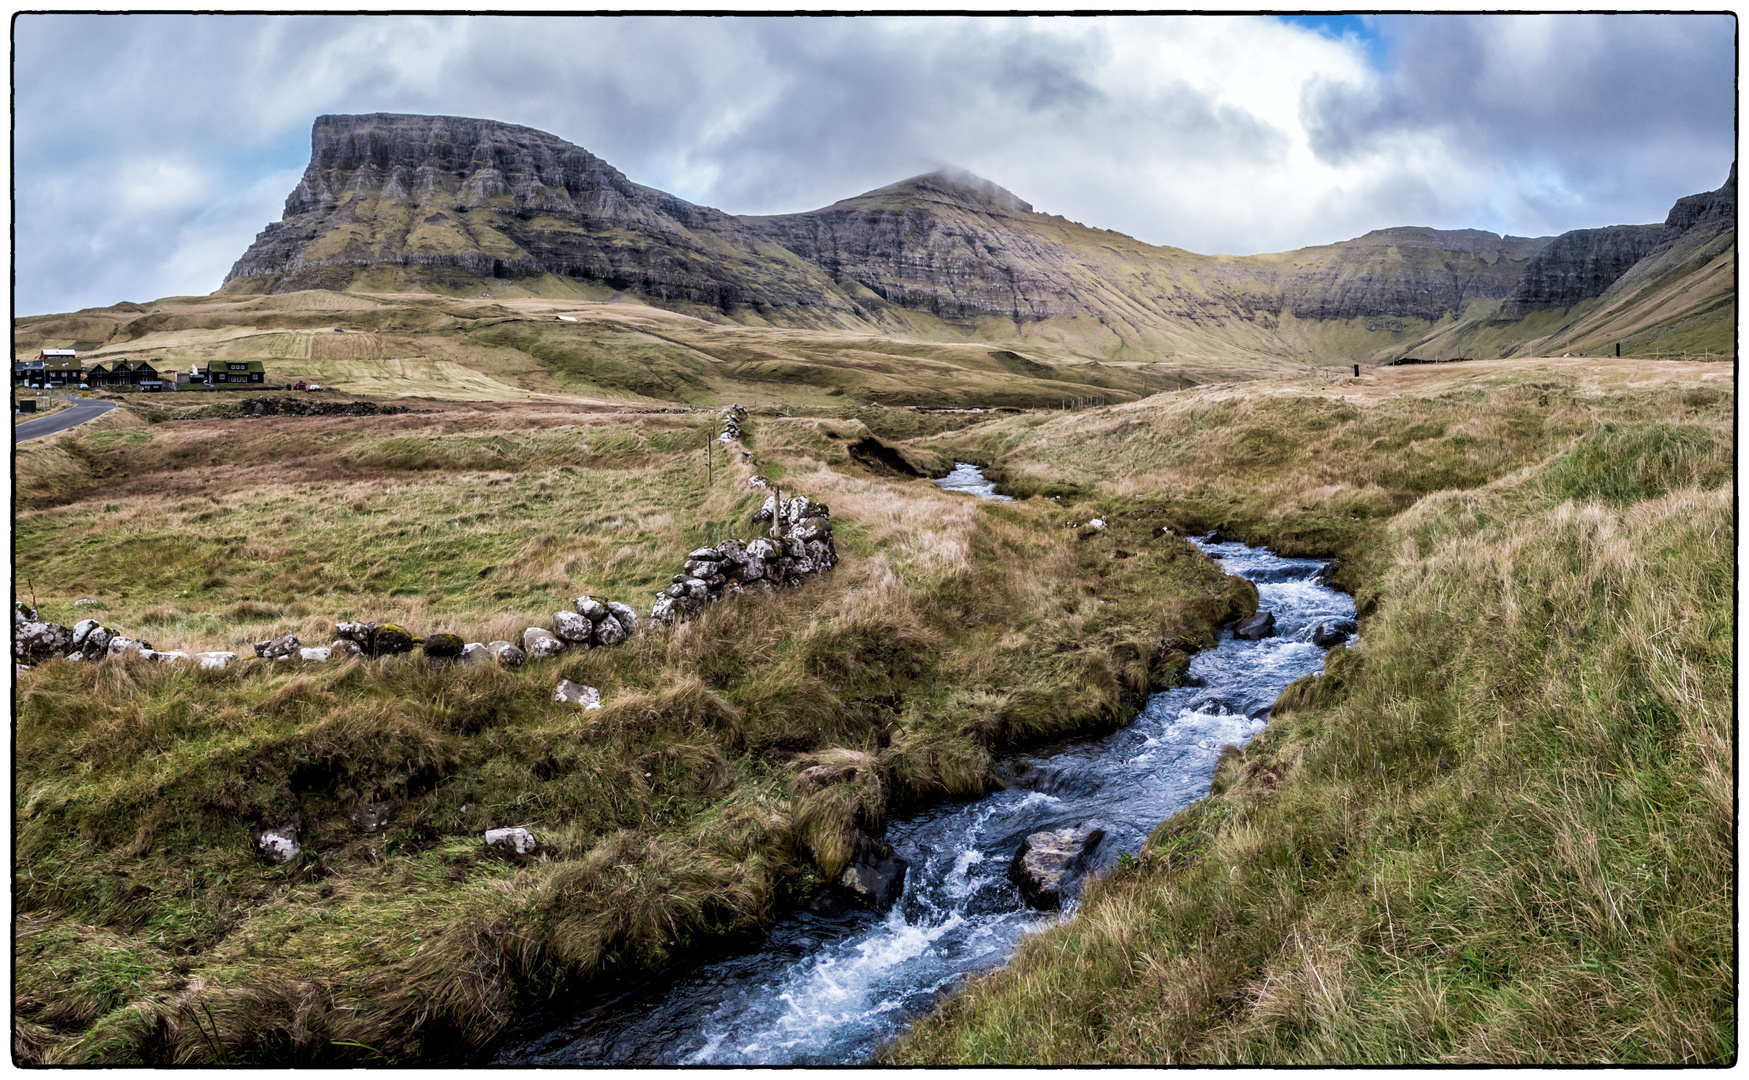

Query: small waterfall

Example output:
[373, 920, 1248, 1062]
[488, 468, 1355, 1065]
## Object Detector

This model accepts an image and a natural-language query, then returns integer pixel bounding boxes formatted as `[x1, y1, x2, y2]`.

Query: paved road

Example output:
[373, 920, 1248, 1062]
[14, 398, 119, 443]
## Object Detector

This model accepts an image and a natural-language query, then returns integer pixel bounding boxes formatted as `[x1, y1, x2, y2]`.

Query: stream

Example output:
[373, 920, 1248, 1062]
[484, 465, 1354, 1066]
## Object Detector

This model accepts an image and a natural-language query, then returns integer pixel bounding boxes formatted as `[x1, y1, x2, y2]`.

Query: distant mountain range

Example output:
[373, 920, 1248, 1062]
[220, 113, 1735, 363]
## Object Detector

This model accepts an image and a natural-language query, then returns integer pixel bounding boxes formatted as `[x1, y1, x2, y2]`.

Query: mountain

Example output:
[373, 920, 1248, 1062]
[205, 113, 1732, 365]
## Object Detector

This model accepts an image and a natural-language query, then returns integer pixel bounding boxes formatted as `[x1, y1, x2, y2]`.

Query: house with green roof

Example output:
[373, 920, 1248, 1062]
[200, 360, 266, 386]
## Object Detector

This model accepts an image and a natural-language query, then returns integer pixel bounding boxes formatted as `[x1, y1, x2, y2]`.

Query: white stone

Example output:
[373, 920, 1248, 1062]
[298, 647, 331, 662]
[606, 601, 639, 634]
[522, 627, 566, 659]
[552, 610, 594, 644]
[256, 825, 300, 864]
[484, 826, 539, 855]
[592, 613, 627, 647]
[72, 618, 102, 648]
[459, 642, 489, 664]
[195, 651, 236, 670]
[573, 596, 609, 621]
[153, 650, 190, 664]
[555, 679, 602, 710]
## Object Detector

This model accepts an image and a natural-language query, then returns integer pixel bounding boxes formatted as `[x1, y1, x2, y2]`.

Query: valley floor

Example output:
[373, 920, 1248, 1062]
[12, 356, 1733, 1065]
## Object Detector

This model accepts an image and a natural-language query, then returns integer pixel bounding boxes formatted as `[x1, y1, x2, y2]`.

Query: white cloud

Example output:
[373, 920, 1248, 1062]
[13, 13, 1735, 315]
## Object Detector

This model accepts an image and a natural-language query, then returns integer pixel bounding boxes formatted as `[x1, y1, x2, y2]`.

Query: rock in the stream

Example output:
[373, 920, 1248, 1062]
[839, 844, 908, 910]
[486, 640, 526, 667]
[195, 651, 237, 671]
[484, 826, 540, 856]
[555, 679, 602, 710]
[552, 610, 594, 645]
[253, 816, 302, 864]
[1233, 611, 1276, 640]
[423, 632, 465, 659]
[522, 627, 566, 659]
[1311, 619, 1357, 647]
[254, 633, 301, 659]
[1009, 822, 1108, 910]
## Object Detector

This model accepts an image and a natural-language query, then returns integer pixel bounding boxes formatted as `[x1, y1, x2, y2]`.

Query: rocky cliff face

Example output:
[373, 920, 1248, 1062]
[1498, 224, 1666, 314]
[225, 114, 1729, 359]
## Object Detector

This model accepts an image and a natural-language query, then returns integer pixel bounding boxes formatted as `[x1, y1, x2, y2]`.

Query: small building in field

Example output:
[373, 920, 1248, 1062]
[200, 360, 266, 386]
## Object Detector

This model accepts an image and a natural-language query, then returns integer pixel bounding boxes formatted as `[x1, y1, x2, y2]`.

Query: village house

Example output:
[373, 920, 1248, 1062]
[199, 360, 266, 386]
[85, 358, 166, 390]
[14, 349, 81, 388]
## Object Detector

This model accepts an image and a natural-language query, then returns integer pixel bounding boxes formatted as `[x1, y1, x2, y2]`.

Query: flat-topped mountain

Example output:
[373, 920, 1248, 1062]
[209, 113, 1730, 363]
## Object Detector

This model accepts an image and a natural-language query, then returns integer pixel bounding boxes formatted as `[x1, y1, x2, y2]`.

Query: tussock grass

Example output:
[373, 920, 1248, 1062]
[14, 401, 1249, 1063]
[892, 361, 1733, 1064]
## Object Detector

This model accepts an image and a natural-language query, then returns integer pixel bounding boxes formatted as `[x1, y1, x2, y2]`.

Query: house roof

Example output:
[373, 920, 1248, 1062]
[203, 360, 266, 373]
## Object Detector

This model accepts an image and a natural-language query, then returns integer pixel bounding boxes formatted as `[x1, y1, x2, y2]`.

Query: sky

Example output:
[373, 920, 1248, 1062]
[13, 13, 1738, 316]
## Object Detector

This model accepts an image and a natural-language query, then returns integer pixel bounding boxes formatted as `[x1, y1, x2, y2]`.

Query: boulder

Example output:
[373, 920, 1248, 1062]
[1233, 611, 1276, 640]
[839, 844, 908, 911]
[195, 651, 236, 670]
[486, 640, 526, 667]
[522, 627, 566, 659]
[650, 596, 681, 623]
[108, 635, 154, 658]
[74, 598, 99, 607]
[1087, 517, 1107, 531]
[370, 623, 416, 656]
[683, 559, 721, 579]
[254, 633, 300, 659]
[1010, 823, 1108, 910]
[552, 610, 594, 644]
[330, 638, 365, 659]
[606, 601, 639, 634]
[15, 620, 72, 663]
[335, 620, 375, 643]
[84, 626, 114, 654]
[71, 618, 102, 648]
[687, 547, 722, 561]
[747, 537, 780, 561]
[749, 475, 770, 489]
[298, 647, 332, 662]
[1311, 619, 1357, 647]
[592, 613, 627, 647]
[484, 826, 540, 856]
[152, 650, 191, 664]
[555, 679, 603, 710]
[14, 602, 36, 624]
[573, 596, 609, 621]
[423, 632, 465, 659]
[752, 494, 778, 524]
[253, 816, 302, 864]
[458, 642, 490, 664]
[1315, 561, 1339, 587]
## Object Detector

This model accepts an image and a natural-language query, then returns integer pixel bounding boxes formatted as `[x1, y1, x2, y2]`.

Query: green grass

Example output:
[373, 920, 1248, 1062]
[13, 401, 1255, 1064]
[890, 364, 1733, 1064]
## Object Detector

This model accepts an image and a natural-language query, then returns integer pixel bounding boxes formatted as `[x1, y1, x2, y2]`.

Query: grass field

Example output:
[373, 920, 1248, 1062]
[14, 396, 1255, 1064]
[12, 352, 1732, 1065]
[892, 358, 1734, 1063]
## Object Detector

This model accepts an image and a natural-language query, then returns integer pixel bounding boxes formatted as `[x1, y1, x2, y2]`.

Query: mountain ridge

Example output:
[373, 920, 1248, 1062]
[215, 113, 1736, 362]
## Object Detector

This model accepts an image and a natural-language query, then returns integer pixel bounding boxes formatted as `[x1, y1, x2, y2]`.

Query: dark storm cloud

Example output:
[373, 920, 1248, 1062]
[12, 14, 1737, 316]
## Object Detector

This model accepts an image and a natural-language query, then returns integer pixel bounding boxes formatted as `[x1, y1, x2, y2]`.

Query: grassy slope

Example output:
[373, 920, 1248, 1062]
[13, 400, 1258, 1064]
[892, 359, 1733, 1063]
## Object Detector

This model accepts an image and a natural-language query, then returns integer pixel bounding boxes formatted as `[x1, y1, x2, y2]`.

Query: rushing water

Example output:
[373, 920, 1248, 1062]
[934, 461, 1014, 501]
[487, 470, 1354, 1066]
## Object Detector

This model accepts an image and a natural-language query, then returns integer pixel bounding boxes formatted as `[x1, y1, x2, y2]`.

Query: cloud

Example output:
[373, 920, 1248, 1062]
[13, 14, 1736, 315]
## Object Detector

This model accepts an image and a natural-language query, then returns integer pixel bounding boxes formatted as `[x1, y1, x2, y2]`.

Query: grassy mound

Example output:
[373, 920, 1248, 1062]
[891, 360, 1733, 1063]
